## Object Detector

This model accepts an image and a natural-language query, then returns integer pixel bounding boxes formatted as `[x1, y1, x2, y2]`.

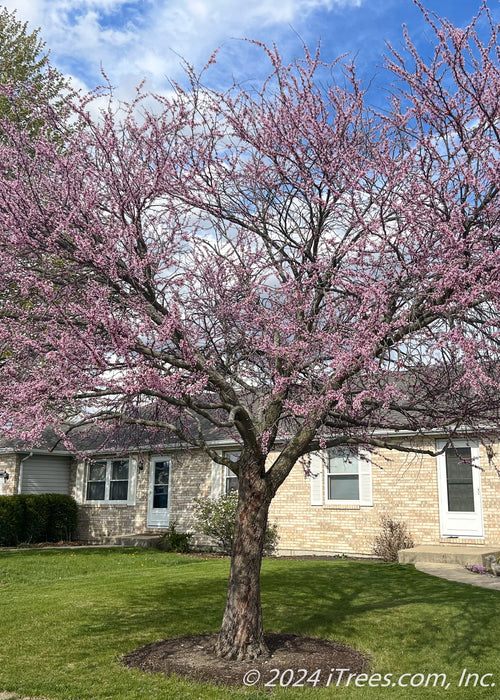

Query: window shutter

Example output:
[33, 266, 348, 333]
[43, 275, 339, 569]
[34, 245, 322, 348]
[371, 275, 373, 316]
[211, 461, 223, 498]
[127, 457, 137, 506]
[310, 452, 323, 506]
[74, 460, 85, 503]
[358, 450, 372, 506]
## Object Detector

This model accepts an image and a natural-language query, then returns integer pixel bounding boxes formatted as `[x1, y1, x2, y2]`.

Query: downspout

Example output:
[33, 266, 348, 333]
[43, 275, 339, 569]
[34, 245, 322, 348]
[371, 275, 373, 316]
[17, 452, 33, 494]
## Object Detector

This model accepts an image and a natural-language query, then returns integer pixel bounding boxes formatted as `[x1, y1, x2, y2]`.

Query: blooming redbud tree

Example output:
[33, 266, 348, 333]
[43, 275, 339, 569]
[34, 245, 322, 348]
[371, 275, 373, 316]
[1, 3, 500, 660]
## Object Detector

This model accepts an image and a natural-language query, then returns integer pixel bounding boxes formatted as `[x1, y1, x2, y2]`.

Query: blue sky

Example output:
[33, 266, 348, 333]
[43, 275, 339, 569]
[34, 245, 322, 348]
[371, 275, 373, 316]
[4, 0, 497, 100]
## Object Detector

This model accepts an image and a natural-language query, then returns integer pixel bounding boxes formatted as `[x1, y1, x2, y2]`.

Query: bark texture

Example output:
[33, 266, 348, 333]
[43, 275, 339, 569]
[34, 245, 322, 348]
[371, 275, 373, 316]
[214, 455, 273, 660]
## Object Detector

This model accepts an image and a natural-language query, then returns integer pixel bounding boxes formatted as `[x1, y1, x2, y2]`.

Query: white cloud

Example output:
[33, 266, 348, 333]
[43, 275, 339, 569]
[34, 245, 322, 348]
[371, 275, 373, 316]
[1, 0, 364, 100]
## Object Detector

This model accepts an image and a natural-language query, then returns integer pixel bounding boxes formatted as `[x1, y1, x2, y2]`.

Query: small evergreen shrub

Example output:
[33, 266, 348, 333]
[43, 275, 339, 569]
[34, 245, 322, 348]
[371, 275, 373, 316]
[0, 494, 78, 546]
[372, 515, 415, 562]
[193, 491, 280, 556]
[156, 523, 192, 553]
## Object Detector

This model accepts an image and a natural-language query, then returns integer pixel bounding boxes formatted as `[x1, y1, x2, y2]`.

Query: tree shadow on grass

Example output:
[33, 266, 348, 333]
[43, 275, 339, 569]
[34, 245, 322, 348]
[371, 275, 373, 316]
[78, 555, 231, 648]
[259, 560, 500, 666]
[87, 557, 500, 670]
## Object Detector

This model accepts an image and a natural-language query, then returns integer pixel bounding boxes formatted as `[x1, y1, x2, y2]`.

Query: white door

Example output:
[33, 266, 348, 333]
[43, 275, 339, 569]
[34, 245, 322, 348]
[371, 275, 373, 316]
[436, 440, 483, 537]
[147, 456, 171, 528]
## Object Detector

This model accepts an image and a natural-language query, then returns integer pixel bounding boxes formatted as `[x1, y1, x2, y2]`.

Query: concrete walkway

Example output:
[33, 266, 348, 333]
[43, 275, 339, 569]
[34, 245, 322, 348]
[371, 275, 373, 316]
[415, 562, 500, 590]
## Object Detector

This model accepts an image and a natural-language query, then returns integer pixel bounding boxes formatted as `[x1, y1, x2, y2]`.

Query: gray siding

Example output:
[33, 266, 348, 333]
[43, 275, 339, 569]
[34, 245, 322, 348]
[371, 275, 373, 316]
[20, 455, 72, 495]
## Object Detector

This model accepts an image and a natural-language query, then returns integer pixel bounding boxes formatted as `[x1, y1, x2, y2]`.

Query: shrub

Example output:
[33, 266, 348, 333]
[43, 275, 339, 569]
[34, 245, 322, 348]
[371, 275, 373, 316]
[372, 515, 415, 562]
[193, 491, 280, 556]
[23, 494, 49, 543]
[156, 523, 192, 553]
[43, 494, 78, 541]
[0, 494, 78, 546]
[0, 495, 24, 546]
[263, 521, 280, 556]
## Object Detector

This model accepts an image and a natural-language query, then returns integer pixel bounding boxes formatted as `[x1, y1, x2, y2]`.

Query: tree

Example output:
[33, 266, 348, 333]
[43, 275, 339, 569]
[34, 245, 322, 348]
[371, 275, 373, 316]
[0, 6, 65, 137]
[0, 2, 500, 661]
[0, 8, 68, 348]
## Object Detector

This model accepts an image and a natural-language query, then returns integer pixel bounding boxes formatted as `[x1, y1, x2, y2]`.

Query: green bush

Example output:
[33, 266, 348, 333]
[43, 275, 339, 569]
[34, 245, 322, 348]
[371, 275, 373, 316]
[0, 494, 78, 546]
[156, 523, 192, 553]
[43, 494, 78, 541]
[0, 494, 25, 546]
[193, 491, 280, 556]
[23, 494, 49, 543]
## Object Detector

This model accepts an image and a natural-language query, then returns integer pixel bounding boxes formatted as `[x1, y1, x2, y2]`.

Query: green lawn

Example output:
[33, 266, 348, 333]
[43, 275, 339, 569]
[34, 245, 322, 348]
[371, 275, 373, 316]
[0, 548, 499, 699]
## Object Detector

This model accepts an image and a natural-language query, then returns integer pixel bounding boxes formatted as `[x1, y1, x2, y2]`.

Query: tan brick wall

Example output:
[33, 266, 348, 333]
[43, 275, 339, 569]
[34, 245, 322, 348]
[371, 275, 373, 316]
[77, 453, 144, 540]
[0, 454, 19, 496]
[53, 438, 500, 553]
[269, 440, 500, 556]
[76, 450, 214, 543]
[477, 443, 500, 546]
[169, 450, 212, 533]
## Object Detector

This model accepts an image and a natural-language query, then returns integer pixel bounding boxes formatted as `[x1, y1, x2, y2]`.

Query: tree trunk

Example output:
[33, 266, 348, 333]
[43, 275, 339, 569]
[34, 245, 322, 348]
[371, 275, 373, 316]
[214, 454, 272, 660]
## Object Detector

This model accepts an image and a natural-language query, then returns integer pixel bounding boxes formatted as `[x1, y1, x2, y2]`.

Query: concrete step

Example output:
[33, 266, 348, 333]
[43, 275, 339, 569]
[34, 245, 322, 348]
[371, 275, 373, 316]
[398, 544, 500, 567]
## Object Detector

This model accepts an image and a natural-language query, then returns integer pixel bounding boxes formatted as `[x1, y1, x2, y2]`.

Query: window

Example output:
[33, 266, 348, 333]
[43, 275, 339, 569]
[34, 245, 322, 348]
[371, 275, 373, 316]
[86, 459, 129, 503]
[326, 448, 359, 502]
[152, 459, 170, 509]
[445, 447, 474, 512]
[225, 451, 240, 494]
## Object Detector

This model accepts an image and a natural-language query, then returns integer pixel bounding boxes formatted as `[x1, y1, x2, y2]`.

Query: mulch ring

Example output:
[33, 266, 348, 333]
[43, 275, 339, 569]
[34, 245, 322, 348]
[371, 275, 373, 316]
[123, 633, 369, 688]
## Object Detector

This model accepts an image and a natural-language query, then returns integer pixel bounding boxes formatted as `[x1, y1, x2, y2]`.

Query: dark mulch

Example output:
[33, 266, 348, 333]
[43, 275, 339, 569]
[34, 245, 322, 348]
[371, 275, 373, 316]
[123, 633, 369, 688]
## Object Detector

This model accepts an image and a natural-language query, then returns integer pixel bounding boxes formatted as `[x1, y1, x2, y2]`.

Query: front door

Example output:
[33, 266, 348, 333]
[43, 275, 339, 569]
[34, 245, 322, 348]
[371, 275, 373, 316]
[147, 456, 171, 528]
[436, 440, 483, 538]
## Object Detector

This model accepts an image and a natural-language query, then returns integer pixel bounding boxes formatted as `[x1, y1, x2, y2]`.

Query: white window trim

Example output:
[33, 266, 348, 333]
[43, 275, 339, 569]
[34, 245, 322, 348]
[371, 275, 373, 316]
[324, 448, 361, 505]
[148, 455, 171, 524]
[85, 458, 131, 505]
[75, 460, 85, 503]
[358, 450, 373, 506]
[225, 465, 238, 494]
[436, 438, 483, 537]
[309, 452, 323, 506]
[211, 459, 223, 499]
[211, 450, 240, 498]
[310, 448, 372, 507]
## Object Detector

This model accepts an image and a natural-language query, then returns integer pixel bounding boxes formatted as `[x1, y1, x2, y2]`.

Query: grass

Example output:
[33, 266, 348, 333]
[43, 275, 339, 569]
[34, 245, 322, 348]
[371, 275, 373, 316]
[0, 548, 499, 699]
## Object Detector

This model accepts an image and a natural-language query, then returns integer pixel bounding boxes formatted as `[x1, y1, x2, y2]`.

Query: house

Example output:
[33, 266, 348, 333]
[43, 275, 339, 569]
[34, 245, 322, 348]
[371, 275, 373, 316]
[1, 432, 500, 555]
